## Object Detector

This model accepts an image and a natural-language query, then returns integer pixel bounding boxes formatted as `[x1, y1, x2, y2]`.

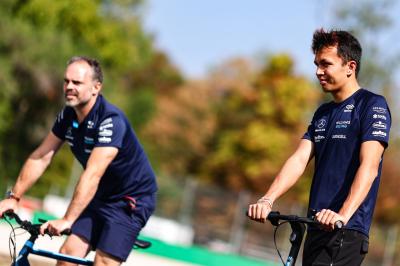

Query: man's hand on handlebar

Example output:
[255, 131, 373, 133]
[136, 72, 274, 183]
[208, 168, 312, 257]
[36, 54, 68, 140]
[315, 209, 346, 231]
[247, 197, 273, 223]
[0, 198, 18, 218]
[40, 218, 73, 236]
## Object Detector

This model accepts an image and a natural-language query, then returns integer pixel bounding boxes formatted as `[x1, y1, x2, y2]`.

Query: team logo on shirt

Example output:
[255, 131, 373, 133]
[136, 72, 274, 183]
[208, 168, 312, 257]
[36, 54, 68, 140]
[372, 114, 387, 120]
[344, 104, 354, 113]
[372, 107, 387, 114]
[315, 118, 327, 132]
[87, 120, 95, 129]
[372, 121, 387, 130]
[98, 118, 113, 143]
[314, 135, 325, 142]
[65, 127, 73, 141]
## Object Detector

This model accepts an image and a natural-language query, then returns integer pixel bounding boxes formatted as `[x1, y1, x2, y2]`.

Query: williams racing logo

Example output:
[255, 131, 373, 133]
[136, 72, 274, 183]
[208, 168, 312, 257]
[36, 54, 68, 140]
[344, 104, 354, 113]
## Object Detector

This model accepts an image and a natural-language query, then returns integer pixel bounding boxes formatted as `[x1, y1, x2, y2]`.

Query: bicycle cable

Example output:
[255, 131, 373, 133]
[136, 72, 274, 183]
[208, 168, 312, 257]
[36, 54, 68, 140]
[273, 221, 288, 266]
[4, 217, 17, 263]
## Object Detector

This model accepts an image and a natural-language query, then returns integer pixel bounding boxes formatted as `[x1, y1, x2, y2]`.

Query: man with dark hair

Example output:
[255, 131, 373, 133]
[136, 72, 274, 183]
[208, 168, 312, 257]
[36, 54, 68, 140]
[248, 29, 391, 265]
[0, 56, 157, 265]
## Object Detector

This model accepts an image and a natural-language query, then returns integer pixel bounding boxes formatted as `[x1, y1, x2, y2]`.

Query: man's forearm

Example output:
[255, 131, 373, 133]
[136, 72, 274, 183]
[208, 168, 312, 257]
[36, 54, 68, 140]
[12, 151, 54, 198]
[263, 153, 309, 202]
[63, 170, 101, 223]
[339, 164, 378, 223]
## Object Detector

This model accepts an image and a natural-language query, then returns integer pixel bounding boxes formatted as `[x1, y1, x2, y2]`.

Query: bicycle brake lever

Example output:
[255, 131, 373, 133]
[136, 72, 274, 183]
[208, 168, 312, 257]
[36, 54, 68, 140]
[38, 218, 47, 223]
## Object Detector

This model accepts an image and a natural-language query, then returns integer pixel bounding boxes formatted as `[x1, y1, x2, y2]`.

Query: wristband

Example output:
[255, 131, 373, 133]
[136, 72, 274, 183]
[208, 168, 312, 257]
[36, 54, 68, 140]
[5, 190, 20, 202]
[257, 196, 273, 209]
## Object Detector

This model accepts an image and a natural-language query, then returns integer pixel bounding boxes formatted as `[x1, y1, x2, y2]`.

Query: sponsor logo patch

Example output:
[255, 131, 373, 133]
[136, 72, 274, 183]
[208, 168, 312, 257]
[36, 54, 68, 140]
[372, 107, 387, 114]
[373, 114, 387, 120]
[372, 130, 387, 137]
[332, 134, 347, 139]
[336, 120, 350, 129]
[99, 129, 113, 137]
[100, 118, 113, 125]
[372, 121, 387, 129]
[99, 123, 113, 131]
[84, 137, 95, 144]
[98, 136, 112, 143]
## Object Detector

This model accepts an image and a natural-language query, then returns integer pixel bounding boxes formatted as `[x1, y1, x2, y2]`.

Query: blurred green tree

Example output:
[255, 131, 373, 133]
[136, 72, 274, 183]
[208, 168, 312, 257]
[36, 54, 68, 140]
[0, 0, 182, 197]
[143, 55, 320, 202]
[203, 55, 319, 194]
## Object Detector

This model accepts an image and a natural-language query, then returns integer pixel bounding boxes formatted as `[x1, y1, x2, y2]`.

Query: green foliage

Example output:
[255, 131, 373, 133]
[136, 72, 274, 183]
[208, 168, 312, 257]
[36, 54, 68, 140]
[0, 0, 182, 198]
[203, 55, 319, 192]
[29, 145, 74, 198]
[143, 55, 320, 198]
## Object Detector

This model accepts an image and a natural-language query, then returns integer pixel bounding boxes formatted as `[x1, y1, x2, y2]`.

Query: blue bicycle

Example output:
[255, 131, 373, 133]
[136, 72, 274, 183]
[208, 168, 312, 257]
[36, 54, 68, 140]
[3, 211, 151, 265]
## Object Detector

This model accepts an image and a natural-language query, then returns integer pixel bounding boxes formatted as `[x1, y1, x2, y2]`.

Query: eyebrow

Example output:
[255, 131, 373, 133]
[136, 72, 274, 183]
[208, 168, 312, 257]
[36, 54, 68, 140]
[314, 59, 331, 66]
[64, 78, 83, 84]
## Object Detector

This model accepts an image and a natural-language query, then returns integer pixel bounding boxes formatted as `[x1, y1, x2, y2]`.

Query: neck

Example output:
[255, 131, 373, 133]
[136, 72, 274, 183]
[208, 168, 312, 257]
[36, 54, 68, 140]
[331, 80, 360, 103]
[74, 96, 98, 123]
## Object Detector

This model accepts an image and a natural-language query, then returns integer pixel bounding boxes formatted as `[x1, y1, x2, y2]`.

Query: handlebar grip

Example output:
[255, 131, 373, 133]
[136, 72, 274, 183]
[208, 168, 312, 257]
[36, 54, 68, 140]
[3, 210, 22, 223]
[334, 220, 344, 229]
[61, 229, 72, 235]
[44, 228, 72, 236]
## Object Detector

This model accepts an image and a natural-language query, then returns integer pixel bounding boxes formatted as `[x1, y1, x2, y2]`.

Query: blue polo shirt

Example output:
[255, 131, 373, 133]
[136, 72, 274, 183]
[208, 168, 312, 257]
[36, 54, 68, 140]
[52, 95, 157, 201]
[303, 89, 391, 236]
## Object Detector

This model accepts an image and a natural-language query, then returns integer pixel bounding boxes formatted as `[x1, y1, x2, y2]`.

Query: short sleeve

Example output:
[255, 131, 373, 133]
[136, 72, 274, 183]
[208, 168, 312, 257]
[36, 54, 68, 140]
[360, 96, 391, 147]
[95, 115, 126, 148]
[51, 108, 68, 140]
[303, 116, 316, 142]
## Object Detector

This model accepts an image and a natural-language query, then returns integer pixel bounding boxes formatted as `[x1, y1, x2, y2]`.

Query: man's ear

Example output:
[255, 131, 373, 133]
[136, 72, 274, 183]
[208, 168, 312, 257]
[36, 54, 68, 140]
[93, 81, 102, 96]
[347, 61, 357, 77]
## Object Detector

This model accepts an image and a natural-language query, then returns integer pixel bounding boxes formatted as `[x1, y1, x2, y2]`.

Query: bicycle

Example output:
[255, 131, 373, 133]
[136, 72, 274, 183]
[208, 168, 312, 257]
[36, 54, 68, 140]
[263, 211, 343, 266]
[3, 211, 151, 265]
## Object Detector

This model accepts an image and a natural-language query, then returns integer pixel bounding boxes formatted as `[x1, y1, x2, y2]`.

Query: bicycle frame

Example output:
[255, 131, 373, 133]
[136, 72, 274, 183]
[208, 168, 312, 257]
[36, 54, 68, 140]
[5, 211, 151, 266]
[12, 234, 93, 266]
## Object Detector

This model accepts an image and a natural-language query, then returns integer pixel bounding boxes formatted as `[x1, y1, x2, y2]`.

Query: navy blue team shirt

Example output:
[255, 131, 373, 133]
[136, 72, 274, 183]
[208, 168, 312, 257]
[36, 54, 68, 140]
[303, 89, 391, 236]
[52, 95, 157, 202]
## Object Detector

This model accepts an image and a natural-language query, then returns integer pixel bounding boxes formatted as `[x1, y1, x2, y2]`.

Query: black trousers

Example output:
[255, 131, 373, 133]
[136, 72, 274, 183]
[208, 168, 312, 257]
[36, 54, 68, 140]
[303, 229, 369, 266]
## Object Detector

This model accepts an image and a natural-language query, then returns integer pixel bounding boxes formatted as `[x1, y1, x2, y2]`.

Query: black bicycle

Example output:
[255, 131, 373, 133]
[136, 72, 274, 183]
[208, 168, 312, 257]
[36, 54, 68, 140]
[265, 211, 343, 266]
[3, 211, 151, 265]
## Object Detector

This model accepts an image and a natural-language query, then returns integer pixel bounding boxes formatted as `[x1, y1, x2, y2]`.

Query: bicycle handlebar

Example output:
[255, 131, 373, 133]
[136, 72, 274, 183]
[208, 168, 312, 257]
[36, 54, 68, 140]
[267, 211, 343, 229]
[4, 211, 71, 236]
[4, 211, 152, 249]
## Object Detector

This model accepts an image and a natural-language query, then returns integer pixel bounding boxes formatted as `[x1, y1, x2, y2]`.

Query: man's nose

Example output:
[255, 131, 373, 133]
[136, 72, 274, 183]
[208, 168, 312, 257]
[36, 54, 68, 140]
[316, 67, 324, 76]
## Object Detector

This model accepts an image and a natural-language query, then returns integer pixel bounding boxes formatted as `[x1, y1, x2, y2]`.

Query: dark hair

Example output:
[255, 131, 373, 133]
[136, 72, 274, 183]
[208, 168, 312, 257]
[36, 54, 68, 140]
[312, 29, 362, 77]
[67, 56, 103, 83]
